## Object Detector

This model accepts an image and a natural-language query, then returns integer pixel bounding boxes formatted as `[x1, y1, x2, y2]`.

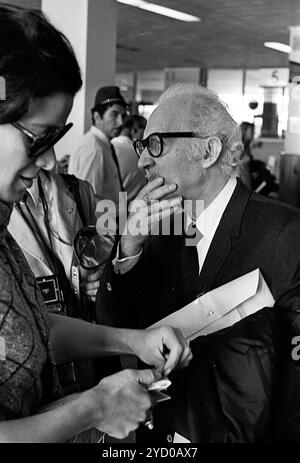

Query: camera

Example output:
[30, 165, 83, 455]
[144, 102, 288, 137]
[36, 275, 66, 314]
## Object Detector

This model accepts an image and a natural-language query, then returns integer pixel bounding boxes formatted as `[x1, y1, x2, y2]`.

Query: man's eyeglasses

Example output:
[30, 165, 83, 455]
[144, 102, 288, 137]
[133, 132, 208, 158]
[12, 121, 73, 158]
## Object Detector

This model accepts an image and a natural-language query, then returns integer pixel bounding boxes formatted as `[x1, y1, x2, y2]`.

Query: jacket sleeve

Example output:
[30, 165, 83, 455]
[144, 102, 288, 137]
[270, 214, 300, 333]
[96, 238, 156, 329]
[267, 214, 300, 440]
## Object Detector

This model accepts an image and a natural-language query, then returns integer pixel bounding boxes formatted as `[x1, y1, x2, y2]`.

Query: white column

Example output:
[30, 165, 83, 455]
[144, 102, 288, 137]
[41, 0, 117, 159]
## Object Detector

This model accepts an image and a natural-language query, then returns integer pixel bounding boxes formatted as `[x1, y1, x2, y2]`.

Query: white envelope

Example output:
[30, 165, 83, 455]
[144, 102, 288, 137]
[149, 269, 275, 340]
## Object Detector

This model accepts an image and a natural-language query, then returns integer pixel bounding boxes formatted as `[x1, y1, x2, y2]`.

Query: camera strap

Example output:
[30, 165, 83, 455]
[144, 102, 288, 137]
[15, 188, 73, 314]
[15, 200, 58, 275]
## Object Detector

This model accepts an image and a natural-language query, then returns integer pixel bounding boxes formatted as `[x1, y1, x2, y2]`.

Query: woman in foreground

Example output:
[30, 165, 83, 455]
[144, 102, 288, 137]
[0, 4, 191, 442]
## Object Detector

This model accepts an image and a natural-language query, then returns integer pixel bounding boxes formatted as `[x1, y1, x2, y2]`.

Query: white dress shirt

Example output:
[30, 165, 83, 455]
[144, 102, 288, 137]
[68, 126, 122, 204]
[112, 134, 146, 202]
[186, 176, 237, 273]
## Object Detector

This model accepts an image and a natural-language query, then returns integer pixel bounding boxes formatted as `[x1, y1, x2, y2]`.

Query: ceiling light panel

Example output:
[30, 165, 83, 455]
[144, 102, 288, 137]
[117, 0, 201, 22]
[264, 42, 291, 54]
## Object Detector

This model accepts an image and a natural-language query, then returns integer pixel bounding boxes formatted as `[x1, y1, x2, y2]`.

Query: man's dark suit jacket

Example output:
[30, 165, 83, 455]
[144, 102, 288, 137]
[96, 180, 300, 442]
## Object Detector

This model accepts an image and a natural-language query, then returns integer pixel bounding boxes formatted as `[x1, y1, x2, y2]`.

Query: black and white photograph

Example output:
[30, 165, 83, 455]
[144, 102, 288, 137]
[1, 0, 300, 456]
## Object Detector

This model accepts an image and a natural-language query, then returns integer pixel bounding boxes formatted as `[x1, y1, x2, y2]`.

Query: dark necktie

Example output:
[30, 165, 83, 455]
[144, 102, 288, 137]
[179, 223, 203, 307]
[185, 221, 203, 247]
[110, 142, 124, 192]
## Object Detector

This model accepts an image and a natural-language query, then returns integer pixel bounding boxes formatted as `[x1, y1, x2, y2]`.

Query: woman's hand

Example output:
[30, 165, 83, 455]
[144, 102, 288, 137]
[85, 369, 156, 439]
[80, 266, 103, 301]
[127, 326, 192, 376]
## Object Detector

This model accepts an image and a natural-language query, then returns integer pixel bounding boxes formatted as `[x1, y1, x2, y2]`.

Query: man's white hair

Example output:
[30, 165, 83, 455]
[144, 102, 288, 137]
[157, 84, 243, 176]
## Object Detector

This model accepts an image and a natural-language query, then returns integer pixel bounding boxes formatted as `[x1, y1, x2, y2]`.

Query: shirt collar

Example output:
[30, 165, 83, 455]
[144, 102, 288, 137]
[112, 135, 131, 145]
[186, 176, 237, 240]
[25, 171, 50, 208]
[91, 125, 111, 147]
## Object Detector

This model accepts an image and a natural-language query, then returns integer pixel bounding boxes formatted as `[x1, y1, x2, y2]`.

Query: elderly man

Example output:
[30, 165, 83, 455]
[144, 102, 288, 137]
[97, 84, 300, 442]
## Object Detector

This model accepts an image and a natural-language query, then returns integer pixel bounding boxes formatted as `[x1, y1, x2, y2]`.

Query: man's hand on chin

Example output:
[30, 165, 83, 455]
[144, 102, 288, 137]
[119, 177, 182, 259]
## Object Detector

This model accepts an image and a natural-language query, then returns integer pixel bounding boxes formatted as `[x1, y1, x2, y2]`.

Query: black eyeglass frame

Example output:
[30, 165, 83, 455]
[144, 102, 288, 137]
[12, 121, 73, 158]
[133, 131, 209, 158]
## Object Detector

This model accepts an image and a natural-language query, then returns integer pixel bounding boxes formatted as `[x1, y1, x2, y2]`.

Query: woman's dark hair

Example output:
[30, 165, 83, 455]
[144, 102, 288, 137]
[0, 3, 82, 123]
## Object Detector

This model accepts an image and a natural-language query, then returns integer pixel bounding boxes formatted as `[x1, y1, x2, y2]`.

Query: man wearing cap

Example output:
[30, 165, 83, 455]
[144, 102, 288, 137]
[69, 86, 127, 205]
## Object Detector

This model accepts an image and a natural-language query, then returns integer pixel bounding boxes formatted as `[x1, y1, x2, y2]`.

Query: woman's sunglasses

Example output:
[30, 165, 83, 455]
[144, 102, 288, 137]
[12, 121, 73, 158]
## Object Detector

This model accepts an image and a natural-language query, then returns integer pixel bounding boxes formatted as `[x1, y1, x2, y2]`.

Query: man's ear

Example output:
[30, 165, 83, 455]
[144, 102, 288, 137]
[202, 136, 223, 168]
[93, 110, 102, 124]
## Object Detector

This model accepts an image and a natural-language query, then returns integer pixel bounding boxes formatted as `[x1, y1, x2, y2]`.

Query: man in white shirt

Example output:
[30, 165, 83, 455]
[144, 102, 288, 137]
[112, 115, 147, 202]
[68, 86, 127, 205]
[97, 83, 300, 443]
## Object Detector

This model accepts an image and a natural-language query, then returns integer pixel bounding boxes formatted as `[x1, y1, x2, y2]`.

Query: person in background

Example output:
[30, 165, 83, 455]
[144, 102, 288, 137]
[112, 114, 147, 202]
[0, 4, 192, 442]
[131, 114, 148, 140]
[237, 121, 253, 189]
[239, 121, 278, 196]
[68, 86, 127, 205]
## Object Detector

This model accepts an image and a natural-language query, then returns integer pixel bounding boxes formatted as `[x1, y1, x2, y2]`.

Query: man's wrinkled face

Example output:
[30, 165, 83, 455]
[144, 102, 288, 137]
[96, 103, 126, 140]
[137, 98, 204, 199]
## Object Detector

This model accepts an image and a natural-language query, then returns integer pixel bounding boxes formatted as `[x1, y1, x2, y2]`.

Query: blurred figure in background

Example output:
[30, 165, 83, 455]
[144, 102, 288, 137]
[237, 121, 254, 189]
[240, 121, 255, 161]
[239, 121, 278, 197]
[112, 115, 147, 202]
[131, 114, 148, 140]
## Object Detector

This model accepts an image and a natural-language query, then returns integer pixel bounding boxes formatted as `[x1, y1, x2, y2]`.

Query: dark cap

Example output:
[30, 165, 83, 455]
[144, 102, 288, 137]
[93, 86, 127, 109]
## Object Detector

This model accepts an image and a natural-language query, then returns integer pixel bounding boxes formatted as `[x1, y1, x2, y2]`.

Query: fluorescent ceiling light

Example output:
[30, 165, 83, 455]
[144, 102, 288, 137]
[264, 42, 291, 54]
[117, 0, 201, 22]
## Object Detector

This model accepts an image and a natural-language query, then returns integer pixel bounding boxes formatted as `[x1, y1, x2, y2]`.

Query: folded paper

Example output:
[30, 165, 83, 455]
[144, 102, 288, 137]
[149, 269, 274, 340]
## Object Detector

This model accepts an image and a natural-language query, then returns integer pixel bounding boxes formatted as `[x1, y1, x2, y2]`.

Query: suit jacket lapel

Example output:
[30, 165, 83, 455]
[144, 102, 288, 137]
[197, 180, 251, 294]
[163, 234, 183, 311]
